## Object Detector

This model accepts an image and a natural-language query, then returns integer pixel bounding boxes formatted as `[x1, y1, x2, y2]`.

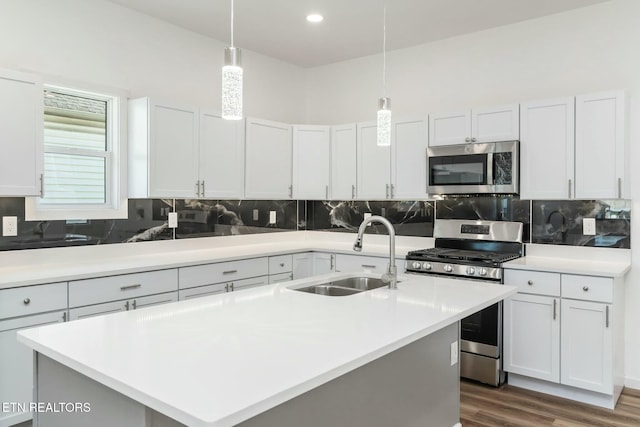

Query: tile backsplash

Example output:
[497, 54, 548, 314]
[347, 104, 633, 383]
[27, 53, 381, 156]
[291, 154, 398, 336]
[0, 197, 631, 251]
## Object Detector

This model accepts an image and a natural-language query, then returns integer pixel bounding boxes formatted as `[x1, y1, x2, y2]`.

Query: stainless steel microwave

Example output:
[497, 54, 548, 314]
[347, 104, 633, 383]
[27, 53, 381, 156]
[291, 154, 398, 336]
[427, 140, 519, 195]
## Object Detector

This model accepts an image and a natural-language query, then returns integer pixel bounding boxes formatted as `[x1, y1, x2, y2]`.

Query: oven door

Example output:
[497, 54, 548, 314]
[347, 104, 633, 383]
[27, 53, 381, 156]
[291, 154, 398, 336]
[460, 301, 501, 358]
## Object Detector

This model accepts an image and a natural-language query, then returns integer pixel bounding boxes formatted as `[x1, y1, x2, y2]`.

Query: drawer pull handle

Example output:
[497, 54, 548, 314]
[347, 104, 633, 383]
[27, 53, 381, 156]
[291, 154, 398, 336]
[120, 284, 142, 291]
[279, 262, 285, 267]
[582, 286, 589, 292]
[23, 298, 31, 305]
[553, 299, 557, 320]
[606, 306, 610, 328]
[132, 300, 137, 310]
[223, 270, 238, 275]
[527, 280, 533, 286]
[362, 264, 377, 268]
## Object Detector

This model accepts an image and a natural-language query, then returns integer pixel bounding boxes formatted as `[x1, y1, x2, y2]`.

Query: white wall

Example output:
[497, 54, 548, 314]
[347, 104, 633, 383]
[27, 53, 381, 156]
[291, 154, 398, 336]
[307, 0, 640, 388]
[0, 0, 306, 123]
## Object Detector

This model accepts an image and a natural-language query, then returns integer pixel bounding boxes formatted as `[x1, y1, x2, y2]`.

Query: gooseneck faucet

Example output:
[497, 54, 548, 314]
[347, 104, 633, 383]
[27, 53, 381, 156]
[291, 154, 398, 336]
[353, 215, 397, 289]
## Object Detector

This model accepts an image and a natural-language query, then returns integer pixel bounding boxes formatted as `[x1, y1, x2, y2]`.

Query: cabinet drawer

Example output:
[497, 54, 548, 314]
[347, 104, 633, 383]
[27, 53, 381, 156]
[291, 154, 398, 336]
[269, 272, 293, 284]
[231, 276, 269, 291]
[179, 257, 268, 289]
[269, 254, 292, 275]
[0, 282, 67, 320]
[335, 254, 389, 273]
[179, 283, 228, 301]
[562, 274, 613, 303]
[69, 269, 178, 308]
[504, 269, 560, 296]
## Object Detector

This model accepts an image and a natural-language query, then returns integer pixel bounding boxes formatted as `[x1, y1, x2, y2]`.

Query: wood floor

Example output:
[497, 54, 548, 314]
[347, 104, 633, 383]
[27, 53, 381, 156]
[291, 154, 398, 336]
[461, 380, 640, 426]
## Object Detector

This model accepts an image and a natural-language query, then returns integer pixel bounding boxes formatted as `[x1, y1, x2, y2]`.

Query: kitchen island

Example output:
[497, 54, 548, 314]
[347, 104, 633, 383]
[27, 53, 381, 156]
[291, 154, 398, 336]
[18, 272, 516, 427]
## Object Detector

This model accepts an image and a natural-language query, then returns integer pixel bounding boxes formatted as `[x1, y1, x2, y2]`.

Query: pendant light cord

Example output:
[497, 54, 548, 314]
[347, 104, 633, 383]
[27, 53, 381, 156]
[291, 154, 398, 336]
[230, 0, 235, 47]
[382, 5, 387, 97]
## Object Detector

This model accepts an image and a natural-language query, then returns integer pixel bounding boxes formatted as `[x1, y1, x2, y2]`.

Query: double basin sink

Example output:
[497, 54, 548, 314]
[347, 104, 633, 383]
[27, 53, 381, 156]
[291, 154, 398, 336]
[292, 276, 392, 296]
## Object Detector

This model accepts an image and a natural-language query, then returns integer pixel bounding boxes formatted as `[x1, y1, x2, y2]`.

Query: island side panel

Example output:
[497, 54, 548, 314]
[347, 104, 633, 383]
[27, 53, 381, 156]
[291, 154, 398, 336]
[238, 322, 460, 427]
[34, 353, 148, 427]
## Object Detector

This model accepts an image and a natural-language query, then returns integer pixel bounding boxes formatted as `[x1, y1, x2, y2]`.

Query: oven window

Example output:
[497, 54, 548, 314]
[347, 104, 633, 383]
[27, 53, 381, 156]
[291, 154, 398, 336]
[460, 302, 499, 347]
[429, 154, 487, 186]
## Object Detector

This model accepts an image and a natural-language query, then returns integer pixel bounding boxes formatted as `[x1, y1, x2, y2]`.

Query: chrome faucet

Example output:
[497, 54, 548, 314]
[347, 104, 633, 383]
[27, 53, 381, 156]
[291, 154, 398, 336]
[353, 215, 397, 289]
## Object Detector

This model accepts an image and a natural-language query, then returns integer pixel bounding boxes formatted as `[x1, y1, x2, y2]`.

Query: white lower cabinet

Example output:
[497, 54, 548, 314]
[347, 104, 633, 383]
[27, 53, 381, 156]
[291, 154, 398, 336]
[560, 299, 613, 394]
[69, 292, 178, 320]
[313, 252, 335, 275]
[503, 268, 622, 408]
[335, 254, 403, 274]
[268, 273, 293, 284]
[504, 293, 559, 382]
[292, 252, 336, 279]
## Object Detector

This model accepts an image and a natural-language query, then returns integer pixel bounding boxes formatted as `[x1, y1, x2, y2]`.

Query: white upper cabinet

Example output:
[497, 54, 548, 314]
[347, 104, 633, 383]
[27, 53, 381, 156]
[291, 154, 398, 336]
[520, 91, 626, 200]
[391, 116, 429, 199]
[292, 125, 331, 200]
[331, 124, 357, 200]
[575, 91, 626, 199]
[520, 97, 575, 200]
[245, 117, 292, 199]
[199, 109, 245, 199]
[429, 104, 518, 146]
[357, 121, 390, 199]
[129, 98, 199, 198]
[0, 69, 43, 196]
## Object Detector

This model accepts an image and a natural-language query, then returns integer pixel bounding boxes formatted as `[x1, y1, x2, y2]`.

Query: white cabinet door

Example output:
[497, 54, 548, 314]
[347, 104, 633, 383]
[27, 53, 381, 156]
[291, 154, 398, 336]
[148, 100, 199, 197]
[231, 276, 269, 292]
[133, 292, 178, 310]
[69, 300, 126, 320]
[575, 91, 625, 199]
[357, 121, 390, 199]
[391, 117, 428, 199]
[245, 118, 292, 199]
[503, 294, 560, 383]
[561, 299, 613, 394]
[268, 272, 293, 284]
[331, 124, 357, 200]
[313, 252, 335, 275]
[472, 104, 519, 143]
[520, 97, 575, 199]
[292, 125, 331, 199]
[179, 283, 227, 300]
[0, 69, 43, 196]
[292, 252, 313, 280]
[1, 311, 65, 426]
[428, 110, 471, 146]
[199, 109, 244, 198]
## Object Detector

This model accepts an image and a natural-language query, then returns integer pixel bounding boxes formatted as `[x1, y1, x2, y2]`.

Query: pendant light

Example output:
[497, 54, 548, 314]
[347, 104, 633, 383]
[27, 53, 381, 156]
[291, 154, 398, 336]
[377, 5, 391, 146]
[222, 0, 243, 120]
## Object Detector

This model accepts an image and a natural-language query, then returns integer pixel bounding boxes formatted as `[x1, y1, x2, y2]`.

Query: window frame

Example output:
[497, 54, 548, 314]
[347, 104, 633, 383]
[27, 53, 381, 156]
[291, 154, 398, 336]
[25, 80, 128, 220]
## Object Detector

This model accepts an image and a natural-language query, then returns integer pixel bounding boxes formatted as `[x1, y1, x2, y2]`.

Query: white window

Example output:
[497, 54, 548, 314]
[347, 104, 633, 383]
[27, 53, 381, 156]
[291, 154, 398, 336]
[26, 83, 127, 220]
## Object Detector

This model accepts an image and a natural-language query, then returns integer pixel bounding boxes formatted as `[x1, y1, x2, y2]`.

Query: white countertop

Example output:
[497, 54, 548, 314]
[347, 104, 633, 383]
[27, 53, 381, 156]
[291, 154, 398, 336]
[0, 231, 433, 290]
[505, 244, 631, 277]
[18, 272, 516, 427]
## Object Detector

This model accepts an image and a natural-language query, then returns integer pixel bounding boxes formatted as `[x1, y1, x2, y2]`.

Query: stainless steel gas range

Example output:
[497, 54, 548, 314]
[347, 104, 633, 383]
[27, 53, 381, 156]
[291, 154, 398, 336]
[405, 219, 523, 386]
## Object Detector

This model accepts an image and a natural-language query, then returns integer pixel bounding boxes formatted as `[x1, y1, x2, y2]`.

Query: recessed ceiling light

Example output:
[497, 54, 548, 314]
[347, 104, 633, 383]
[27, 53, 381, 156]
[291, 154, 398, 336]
[306, 14, 324, 23]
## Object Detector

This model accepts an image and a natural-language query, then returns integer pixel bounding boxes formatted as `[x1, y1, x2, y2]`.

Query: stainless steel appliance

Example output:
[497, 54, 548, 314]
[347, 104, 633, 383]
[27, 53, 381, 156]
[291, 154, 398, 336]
[427, 140, 519, 195]
[405, 219, 523, 386]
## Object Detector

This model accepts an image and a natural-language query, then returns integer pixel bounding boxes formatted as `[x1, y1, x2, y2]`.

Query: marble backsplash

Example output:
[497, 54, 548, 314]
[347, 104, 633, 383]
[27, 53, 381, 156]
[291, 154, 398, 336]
[0, 197, 631, 251]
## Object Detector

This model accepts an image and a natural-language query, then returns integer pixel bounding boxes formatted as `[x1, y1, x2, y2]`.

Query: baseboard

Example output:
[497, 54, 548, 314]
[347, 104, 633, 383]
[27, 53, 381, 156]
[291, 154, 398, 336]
[625, 376, 640, 390]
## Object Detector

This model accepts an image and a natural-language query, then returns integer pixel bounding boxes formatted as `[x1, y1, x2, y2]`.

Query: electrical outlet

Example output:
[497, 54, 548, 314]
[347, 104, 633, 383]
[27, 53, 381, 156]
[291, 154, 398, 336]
[381, 207, 386, 217]
[2, 216, 17, 237]
[364, 212, 372, 226]
[168, 212, 178, 228]
[253, 209, 259, 221]
[269, 211, 277, 224]
[583, 217, 596, 236]
[450, 341, 459, 366]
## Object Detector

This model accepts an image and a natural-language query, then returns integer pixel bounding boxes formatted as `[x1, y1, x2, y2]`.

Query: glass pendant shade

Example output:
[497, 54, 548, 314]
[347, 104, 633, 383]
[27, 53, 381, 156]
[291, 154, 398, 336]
[377, 97, 391, 146]
[222, 46, 243, 120]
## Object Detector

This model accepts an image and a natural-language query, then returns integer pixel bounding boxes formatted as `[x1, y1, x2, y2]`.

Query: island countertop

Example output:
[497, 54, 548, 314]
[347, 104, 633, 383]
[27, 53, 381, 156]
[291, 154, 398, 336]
[18, 272, 516, 427]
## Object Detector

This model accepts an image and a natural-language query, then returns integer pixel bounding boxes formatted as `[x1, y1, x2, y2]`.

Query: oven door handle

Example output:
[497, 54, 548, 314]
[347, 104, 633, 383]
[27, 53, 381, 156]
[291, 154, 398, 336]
[486, 152, 494, 185]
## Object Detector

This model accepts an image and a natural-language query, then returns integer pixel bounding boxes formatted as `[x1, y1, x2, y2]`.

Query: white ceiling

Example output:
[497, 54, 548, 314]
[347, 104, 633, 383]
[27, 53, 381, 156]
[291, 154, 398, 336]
[107, 0, 609, 68]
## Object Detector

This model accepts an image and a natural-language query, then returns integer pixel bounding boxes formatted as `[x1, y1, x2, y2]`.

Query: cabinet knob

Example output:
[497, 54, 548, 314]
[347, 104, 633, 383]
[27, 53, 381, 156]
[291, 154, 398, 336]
[23, 298, 31, 305]
[471, 137, 477, 142]
[465, 137, 471, 142]
[582, 286, 589, 292]
[279, 262, 285, 267]
[527, 280, 533, 286]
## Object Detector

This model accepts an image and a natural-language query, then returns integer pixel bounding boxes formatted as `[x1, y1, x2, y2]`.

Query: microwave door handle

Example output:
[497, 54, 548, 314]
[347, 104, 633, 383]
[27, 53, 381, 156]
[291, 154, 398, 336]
[486, 152, 494, 185]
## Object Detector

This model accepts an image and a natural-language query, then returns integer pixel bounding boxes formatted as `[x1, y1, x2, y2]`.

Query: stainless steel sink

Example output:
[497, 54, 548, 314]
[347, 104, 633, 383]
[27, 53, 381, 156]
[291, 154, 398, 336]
[292, 276, 393, 297]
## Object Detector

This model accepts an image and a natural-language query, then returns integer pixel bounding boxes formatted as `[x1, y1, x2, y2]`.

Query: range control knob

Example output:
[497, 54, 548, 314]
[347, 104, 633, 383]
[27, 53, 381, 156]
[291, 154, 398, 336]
[466, 267, 476, 275]
[479, 268, 488, 277]
[423, 262, 432, 271]
[444, 264, 453, 273]
[412, 261, 421, 269]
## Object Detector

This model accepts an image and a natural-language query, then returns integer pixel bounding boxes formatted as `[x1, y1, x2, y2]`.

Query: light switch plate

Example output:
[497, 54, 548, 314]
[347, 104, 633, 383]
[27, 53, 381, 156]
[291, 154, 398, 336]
[269, 211, 277, 224]
[583, 217, 596, 236]
[168, 212, 178, 228]
[2, 216, 17, 237]
[364, 212, 372, 226]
